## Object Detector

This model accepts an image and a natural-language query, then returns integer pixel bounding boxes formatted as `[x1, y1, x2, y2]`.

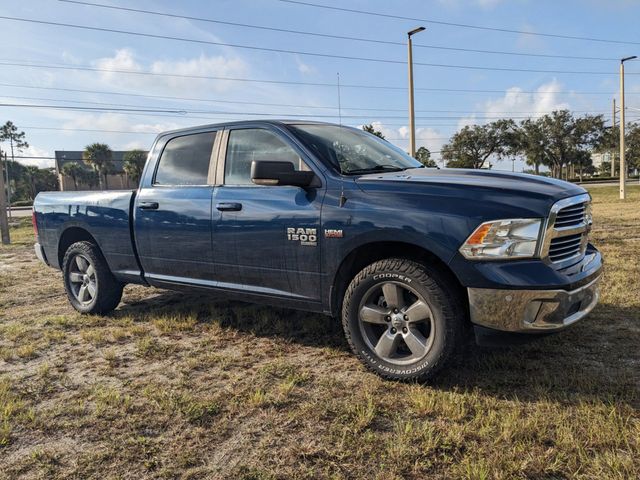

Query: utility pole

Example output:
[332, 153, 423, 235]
[407, 26, 425, 158]
[620, 56, 637, 200]
[612, 98, 616, 177]
[0, 152, 10, 244]
[7, 137, 14, 219]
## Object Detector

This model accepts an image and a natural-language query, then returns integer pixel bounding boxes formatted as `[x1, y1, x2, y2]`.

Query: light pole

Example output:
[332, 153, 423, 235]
[619, 55, 636, 200]
[407, 26, 425, 158]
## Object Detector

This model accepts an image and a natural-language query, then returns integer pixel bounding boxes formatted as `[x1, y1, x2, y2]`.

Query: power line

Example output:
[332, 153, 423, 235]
[0, 92, 612, 116]
[0, 15, 629, 75]
[0, 101, 611, 120]
[58, 0, 617, 62]
[0, 79, 629, 98]
[0, 103, 188, 114]
[22, 126, 159, 135]
[21, 124, 453, 140]
[277, 0, 640, 47]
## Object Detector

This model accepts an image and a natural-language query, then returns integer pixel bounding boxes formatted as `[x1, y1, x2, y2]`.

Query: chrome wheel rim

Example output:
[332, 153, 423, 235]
[358, 281, 435, 365]
[68, 254, 97, 305]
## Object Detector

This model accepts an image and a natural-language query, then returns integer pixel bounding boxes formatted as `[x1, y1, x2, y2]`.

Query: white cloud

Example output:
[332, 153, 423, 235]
[482, 79, 570, 118]
[361, 122, 448, 161]
[475, 0, 504, 8]
[295, 56, 315, 75]
[150, 54, 248, 92]
[94, 48, 142, 83]
[62, 113, 181, 135]
[92, 49, 248, 94]
[15, 145, 53, 169]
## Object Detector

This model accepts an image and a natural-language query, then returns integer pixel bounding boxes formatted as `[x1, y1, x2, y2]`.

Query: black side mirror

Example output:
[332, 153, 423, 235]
[251, 161, 318, 188]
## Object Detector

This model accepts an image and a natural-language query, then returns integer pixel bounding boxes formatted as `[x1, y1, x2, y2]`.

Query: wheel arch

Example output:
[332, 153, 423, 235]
[57, 226, 100, 269]
[330, 241, 467, 319]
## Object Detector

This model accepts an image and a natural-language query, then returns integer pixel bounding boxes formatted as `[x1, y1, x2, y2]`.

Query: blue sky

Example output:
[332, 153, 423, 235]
[2, 0, 640, 171]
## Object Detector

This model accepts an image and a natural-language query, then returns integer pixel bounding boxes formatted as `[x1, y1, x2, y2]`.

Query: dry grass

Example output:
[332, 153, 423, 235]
[0, 186, 639, 479]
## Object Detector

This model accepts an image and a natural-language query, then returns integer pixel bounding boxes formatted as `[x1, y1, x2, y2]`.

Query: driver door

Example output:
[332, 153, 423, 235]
[211, 126, 324, 303]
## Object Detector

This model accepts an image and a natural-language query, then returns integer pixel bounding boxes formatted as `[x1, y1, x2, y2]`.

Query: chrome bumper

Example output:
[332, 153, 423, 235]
[34, 242, 49, 266]
[468, 275, 601, 333]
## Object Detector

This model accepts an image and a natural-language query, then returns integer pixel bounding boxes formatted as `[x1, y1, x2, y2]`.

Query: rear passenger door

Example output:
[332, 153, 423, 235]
[212, 126, 324, 303]
[134, 130, 219, 285]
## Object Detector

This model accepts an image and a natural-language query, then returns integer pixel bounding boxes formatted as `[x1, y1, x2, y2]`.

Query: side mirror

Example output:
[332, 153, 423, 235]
[251, 161, 318, 188]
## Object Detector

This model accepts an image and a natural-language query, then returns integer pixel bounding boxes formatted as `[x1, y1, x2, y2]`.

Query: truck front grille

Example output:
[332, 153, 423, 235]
[549, 233, 583, 262]
[554, 203, 587, 228]
[541, 194, 592, 268]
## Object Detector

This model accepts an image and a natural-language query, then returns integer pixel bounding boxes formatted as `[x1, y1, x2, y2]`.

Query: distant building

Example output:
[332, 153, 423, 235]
[591, 152, 612, 172]
[54, 150, 148, 191]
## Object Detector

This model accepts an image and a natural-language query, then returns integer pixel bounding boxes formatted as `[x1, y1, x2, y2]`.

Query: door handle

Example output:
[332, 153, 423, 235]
[216, 202, 242, 212]
[138, 201, 159, 210]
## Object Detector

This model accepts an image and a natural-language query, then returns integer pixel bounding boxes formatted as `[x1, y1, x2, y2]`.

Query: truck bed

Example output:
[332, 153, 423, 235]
[33, 190, 143, 283]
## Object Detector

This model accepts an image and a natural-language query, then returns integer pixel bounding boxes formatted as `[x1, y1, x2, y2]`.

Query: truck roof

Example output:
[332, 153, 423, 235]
[158, 120, 351, 137]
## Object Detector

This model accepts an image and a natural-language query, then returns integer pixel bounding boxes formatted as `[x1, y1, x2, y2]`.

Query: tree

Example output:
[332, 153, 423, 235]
[82, 169, 100, 190]
[624, 122, 640, 173]
[0, 121, 29, 206]
[362, 124, 385, 139]
[83, 143, 113, 189]
[537, 111, 604, 179]
[442, 119, 516, 169]
[123, 149, 146, 185]
[593, 123, 619, 176]
[415, 146, 436, 167]
[514, 118, 547, 175]
[61, 162, 85, 190]
[23, 166, 40, 200]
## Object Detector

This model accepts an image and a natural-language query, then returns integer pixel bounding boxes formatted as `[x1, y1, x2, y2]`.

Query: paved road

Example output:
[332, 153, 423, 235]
[579, 181, 640, 188]
[5, 207, 32, 218]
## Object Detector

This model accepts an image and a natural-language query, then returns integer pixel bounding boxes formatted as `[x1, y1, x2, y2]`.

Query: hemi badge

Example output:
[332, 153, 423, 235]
[324, 229, 343, 238]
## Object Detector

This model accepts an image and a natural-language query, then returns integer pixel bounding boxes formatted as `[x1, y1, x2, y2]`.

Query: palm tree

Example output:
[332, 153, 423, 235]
[61, 162, 85, 190]
[82, 143, 113, 189]
[122, 149, 146, 186]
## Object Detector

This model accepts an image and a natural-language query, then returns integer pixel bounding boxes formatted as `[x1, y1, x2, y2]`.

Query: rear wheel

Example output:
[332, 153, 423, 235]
[62, 241, 123, 314]
[341, 258, 463, 381]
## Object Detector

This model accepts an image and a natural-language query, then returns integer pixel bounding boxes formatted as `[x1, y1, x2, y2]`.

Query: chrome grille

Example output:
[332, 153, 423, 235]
[549, 233, 583, 262]
[541, 194, 591, 268]
[554, 203, 586, 228]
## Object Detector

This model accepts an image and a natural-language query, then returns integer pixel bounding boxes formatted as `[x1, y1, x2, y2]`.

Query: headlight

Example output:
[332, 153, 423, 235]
[459, 218, 542, 259]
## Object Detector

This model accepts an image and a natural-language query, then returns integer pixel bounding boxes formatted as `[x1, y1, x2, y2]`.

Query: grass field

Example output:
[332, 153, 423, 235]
[0, 186, 638, 479]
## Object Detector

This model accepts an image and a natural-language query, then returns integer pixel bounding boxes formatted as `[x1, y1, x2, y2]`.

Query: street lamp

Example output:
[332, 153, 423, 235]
[619, 55, 637, 200]
[407, 26, 425, 158]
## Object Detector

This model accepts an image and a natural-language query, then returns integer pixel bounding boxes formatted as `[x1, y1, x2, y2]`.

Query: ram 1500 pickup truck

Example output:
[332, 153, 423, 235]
[33, 120, 602, 380]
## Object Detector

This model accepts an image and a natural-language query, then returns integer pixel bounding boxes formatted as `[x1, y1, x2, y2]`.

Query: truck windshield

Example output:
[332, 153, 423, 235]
[289, 124, 423, 175]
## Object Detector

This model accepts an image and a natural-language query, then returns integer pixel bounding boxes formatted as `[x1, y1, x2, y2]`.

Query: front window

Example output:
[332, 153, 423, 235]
[289, 124, 422, 175]
[225, 128, 308, 185]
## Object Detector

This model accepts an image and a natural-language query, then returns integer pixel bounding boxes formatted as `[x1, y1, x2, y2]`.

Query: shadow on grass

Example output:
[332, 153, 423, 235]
[116, 289, 347, 349]
[116, 291, 638, 405]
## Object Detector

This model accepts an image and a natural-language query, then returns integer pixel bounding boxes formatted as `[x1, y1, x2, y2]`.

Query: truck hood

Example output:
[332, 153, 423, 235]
[355, 167, 585, 202]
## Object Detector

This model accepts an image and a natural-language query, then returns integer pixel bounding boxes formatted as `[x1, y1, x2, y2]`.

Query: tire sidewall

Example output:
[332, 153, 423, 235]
[62, 243, 101, 314]
[343, 261, 452, 380]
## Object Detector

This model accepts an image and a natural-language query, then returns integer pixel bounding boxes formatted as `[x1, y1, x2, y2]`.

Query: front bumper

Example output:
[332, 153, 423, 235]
[468, 274, 601, 333]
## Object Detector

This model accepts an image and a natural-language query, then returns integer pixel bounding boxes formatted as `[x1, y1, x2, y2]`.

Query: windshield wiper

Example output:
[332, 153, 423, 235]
[344, 164, 407, 175]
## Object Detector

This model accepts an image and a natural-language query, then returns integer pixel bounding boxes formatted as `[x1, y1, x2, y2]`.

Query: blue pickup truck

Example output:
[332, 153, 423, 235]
[33, 120, 602, 380]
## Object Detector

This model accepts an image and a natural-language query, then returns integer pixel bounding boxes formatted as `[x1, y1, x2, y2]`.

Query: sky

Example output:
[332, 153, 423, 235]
[2, 0, 640, 171]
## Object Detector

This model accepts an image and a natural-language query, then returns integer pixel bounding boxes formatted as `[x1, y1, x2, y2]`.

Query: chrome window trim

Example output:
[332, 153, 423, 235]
[539, 193, 592, 269]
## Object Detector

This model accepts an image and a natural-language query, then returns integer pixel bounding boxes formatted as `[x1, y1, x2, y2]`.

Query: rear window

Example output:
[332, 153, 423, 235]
[155, 132, 216, 186]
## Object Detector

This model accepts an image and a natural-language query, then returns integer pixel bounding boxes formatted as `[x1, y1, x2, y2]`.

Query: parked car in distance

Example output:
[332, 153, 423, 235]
[33, 121, 602, 380]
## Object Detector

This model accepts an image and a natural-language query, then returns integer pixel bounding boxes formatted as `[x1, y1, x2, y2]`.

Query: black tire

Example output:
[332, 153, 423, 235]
[62, 241, 124, 315]
[341, 258, 464, 381]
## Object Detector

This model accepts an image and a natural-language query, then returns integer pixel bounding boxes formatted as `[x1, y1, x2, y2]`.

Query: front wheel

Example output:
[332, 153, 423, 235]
[62, 241, 124, 314]
[341, 258, 463, 381]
